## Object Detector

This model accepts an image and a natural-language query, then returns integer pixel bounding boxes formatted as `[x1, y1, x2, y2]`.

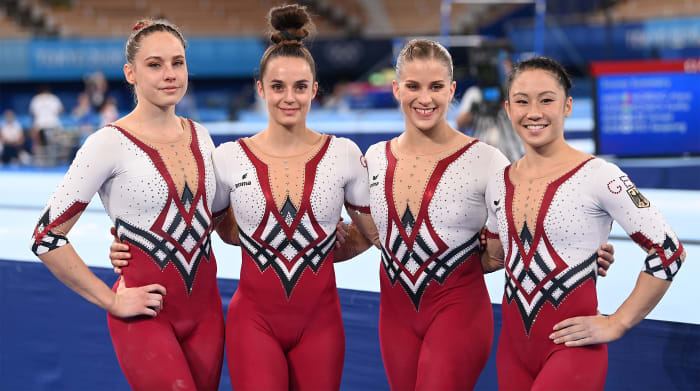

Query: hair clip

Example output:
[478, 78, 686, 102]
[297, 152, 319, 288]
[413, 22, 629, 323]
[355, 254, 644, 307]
[133, 22, 147, 31]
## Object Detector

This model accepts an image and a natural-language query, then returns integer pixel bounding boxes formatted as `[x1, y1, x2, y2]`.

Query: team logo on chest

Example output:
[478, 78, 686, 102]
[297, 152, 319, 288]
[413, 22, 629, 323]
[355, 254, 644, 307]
[380, 141, 479, 310]
[237, 137, 335, 298]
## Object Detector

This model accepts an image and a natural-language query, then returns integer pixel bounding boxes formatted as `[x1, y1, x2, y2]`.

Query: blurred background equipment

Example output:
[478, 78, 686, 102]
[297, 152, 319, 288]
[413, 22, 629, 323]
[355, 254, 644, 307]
[0, 1, 698, 390]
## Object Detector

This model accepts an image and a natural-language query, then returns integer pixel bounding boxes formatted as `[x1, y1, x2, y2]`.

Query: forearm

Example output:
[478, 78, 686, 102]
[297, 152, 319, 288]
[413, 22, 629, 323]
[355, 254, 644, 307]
[334, 223, 373, 262]
[39, 244, 116, 312]
[480, 251, 504, 274]
[482, 237, 505, 274]
[214, 206, 240, 246]
[346, 210, 381, 248]
[610, 271, 672, 331]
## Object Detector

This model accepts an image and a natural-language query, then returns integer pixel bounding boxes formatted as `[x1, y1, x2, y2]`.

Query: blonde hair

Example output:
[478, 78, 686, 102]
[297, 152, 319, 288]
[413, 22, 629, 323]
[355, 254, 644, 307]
[395, 39, 453, 80]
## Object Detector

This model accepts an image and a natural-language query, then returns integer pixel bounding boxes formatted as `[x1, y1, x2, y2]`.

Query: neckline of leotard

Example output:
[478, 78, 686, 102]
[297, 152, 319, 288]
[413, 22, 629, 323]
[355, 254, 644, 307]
[242, 133, 329, 160]
[503, 156, 595, 270]
[383, 139, 478, 253]
[508, 154, 595, 182]
[108, 116, 189, 146]
[388, 135, 475, 159]
[109, 119, 208, 221]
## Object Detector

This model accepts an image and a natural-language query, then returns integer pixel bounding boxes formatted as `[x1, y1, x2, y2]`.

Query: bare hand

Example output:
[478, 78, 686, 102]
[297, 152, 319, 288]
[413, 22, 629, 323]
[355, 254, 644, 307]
[596, 243, 615, 277]
[480, 255, 504, 273]
[550, 312, 626, 347]
[335, 217, 349, 249]
[109, 277, 167, 318]
[109, 227, 131, 275]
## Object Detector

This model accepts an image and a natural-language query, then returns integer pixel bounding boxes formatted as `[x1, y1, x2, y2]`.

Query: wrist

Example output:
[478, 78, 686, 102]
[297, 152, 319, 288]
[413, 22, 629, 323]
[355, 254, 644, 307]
[608, 311, 633, 333]
[102, 291, 118, 314]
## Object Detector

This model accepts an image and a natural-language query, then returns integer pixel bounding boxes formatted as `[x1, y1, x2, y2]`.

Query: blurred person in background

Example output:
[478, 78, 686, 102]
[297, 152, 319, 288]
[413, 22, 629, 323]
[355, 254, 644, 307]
[456, 51, 522, 162]
[0, 109, 30, 165]
[29, 84, 63, 159]
[98, 96, 119, 128]
[71, 92, 95, 125]
[69, 92, 97, 161]
[322, 80, 351, 112]
[84, 71, 109, 111]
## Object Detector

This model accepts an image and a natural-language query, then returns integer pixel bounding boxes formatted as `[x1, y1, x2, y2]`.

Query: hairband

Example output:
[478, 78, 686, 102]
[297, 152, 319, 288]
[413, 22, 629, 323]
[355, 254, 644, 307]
[133, 22, 148, 31]
[279, 30, 300, 42]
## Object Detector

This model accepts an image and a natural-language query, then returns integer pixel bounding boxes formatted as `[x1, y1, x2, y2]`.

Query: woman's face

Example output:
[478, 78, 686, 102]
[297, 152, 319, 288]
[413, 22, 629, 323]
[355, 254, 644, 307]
[393, 58, 455, 133]
[124, 31, 188, 109]
[505, 69, 572, 150]
[258, 56, 318, 129]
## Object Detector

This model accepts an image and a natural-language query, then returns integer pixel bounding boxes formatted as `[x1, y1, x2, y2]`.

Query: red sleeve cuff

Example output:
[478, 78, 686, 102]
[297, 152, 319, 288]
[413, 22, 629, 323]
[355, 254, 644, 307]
[345, 201, 371, 215]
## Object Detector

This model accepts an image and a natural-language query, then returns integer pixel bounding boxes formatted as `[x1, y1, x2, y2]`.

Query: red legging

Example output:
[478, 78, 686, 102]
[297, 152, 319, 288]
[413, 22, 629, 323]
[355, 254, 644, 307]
[497, 329, 608, 391]
[379, 259, 494, 391]
[225, 291, 345, 391]
[107, 277, 225, 391]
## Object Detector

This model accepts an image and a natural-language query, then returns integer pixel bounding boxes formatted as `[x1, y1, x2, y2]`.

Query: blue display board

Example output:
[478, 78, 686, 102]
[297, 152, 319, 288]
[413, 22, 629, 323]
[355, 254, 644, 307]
[0, 38, 266, 81]
[593, 59, 700, 157]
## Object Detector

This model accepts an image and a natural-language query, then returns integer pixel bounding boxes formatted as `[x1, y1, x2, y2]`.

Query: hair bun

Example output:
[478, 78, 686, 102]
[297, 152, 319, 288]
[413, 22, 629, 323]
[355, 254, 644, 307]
[268, 4, 315, 45]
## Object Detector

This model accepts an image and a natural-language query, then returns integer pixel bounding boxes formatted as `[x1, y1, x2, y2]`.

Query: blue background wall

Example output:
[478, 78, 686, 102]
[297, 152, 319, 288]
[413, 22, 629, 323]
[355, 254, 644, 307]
[1, 259, 698, 390]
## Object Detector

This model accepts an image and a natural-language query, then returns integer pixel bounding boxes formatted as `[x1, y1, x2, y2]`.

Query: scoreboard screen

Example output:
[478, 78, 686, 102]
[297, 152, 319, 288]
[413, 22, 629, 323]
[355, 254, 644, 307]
[592, 59, 700, 157]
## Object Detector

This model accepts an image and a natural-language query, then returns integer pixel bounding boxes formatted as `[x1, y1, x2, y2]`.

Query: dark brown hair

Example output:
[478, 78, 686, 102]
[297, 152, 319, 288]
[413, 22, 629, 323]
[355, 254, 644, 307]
[395, 39, 454, 81]
[506, 56, 573, 100]
[125, 18, 186, 64]
[258, 4, 317, 81]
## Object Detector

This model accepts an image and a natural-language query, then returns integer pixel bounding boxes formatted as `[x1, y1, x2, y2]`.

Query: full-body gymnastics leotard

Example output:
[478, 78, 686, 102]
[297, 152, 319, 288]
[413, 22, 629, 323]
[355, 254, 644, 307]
[365, 138, 509, 390]
[485, 157, 684, 390]
[212, 134, 370, 391]
[31, 120, 224, 390]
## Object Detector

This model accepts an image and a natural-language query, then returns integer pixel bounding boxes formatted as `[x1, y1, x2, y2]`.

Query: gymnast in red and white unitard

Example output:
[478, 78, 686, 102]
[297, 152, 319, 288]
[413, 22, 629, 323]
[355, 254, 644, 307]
[484, 57, 686, 391]
[212, 6, 380, 390]
[31, 19, 225, 390]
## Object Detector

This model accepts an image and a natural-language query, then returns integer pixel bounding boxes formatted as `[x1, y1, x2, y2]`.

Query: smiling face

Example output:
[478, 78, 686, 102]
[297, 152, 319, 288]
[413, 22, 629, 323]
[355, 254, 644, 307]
[505, 69, 572, 151]
[393, 58, 456, 133]
[124, 31, 187, 109]
[257, 56, 318, 129]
